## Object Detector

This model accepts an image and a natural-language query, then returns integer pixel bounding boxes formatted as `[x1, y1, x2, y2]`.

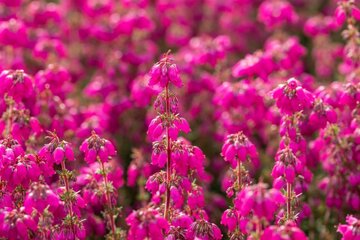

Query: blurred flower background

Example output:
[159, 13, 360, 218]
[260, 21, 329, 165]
[0, 0, 358, 239]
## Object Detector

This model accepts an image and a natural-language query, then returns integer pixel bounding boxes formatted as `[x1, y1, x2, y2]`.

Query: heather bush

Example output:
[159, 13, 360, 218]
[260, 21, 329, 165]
[0, 0, 358, 239]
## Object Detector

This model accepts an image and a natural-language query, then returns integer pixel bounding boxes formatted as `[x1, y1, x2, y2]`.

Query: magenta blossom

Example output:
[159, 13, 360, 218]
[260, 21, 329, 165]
[338, 215, 360, 240]
[335, 0, 360, 26]
[261, 221, 308, 240]
[0, 207, 37, 240]
[0, 70, 34, 102]
[3, 154, 40, 190]
[308, 99, 337, 130]
[126, 207, 169, 240]
[221, 131, 258, 168]
[186, 219, 222, 240]
[234, 183, 285, 221]
[271, 78, 314, 114]
[80, 132, 116, 163]
[148, 53, 182, 88]
[147, 115, 190, 141]
[24, 182, 60, 213]
[272, 147, 303, 184]
[221, 209, 238, 232]
[39, 131, 74, 165]
[258, 0, 298, 29]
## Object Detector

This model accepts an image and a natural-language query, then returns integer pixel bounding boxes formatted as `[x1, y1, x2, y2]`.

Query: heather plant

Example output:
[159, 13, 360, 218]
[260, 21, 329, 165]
[40, 131, 85, 239]
[0, 0, 358, 239]
[126, 53, 221, 239]
[220, 132, 258, 238]
[80, 132, 124, 239]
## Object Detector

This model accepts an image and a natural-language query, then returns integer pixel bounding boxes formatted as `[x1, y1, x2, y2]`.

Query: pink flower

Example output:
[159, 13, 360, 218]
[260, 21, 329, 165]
[232, 51, 265, 78]
[304, 16, 338, 37]
[0, 70, 34, 102]
[188, 35, 231, 67]
[308, 99, 337, 130]
[33, 38, 67, 60]
[147, 115, 190, 141]
[221, 209, 238, 232]
[148, 53, 182, 88]
[39, 132, 74, 165]
[170, 186, 184, 208]
[261, 221, 308, 240]
[126, 207, 169, 240]
[335, 1, 360, 26]
[166, 213, 193, 240]
[0, 138, 24, 170]
[234, 183, 285, 221]
[0, 0, 22, 7]
[271, 78, 314, 114]
[188, 186, 205, 211]
[0, 207, 37, 240]
[272, 147, 302, 184]
[170, 139, 206, 176]
[74, 161, 122, 208]
[339, 83, 360, 109]
[80, 132, 116, 163]
[107, 164, 125, 189]
[145, 172, 163, 194]
[221, 131, 258, 168]
[26, 1, 61, 26]
[3, 154, 41, 190]
[0, 19, 28, 47]
[187, 219, 222, 240]
[34, 64, 73, 100]
[127, 164, 139, 187]
[265, 37, 306, 71]
[338, 215, 360, 240]
[24, 182, 60, 213]
[258, 0, 298, 29]
[53, 222, 86, 240]
[82, 0, 113, 17]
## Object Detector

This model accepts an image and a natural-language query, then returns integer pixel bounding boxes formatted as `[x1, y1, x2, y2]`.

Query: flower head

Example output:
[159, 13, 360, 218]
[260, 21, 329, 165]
[39, 131, 74, 165]
[234, 183, 285, 221]
[338, 215, 360, 240]
[186, 219, 222, 240]
[221, 131, 258, 168]
[261, 221, 307, 240]
[148, 52, 182, 88]
[80, 132, 116, 164]
[272, 78, 314, 114]
[0, 70, 33, 102]
[126, 207, 169, 240]
[0, 207, 37, 240]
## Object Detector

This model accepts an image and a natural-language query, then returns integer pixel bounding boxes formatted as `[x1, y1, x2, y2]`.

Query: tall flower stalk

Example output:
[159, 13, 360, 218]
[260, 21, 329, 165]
[39, 131, 84, 239]
[220, 131, 260, 238]
[271, 78, 314, 221]
[127, 52, 222, 239]
[147, 51, 186, 220]
[80, 132, 119, 239]
[164, 81, 172, 220]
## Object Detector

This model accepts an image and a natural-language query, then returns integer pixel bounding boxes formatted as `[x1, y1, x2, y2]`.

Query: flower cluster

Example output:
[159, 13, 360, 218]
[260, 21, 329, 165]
[338, 215, 360, 240]
[270, 78, 315, 232]
[125, 54, 220, 239]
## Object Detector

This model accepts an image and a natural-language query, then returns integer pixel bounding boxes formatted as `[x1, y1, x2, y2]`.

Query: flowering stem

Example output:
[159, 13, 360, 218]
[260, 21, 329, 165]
[164, 83, 172, 221]
[286, 182, 292, 220]
[5, 99, 14, 136]
[60, 160, 76, 239]
[98, 158, 117, 239]
[237, 158, 242, 191]
[256, 217, 261, 237]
